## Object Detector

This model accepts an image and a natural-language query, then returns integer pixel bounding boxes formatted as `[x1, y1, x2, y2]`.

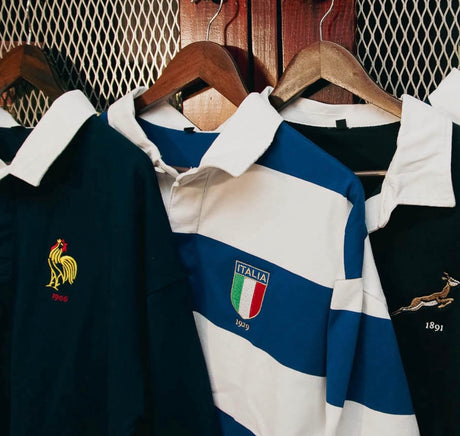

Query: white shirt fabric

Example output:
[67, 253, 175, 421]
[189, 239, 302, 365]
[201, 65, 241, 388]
[428, 68, 460, 124]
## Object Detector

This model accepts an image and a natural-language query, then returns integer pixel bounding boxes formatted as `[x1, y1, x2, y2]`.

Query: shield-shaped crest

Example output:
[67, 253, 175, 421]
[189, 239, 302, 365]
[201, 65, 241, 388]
[231, 260, 270, 319]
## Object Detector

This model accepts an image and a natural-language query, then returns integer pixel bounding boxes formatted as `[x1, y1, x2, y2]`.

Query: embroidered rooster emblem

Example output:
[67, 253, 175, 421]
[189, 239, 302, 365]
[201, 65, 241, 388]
[46, 238, 77, 291]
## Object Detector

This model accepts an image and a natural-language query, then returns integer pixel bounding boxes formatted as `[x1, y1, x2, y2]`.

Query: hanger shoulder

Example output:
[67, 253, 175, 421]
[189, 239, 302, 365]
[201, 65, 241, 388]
[320, 41, 402, 117]
[270, 41, 402, 118]
[0, 45, 64, 101]
[269, 42, 321, 110]
[21, 45, 65, 100]
[135, 41, 248, 114]
[0, 46, 23, 90]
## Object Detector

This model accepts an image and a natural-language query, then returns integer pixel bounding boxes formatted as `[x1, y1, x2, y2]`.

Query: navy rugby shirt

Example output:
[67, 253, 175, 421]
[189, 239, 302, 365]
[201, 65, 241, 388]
[0, 91, 219, 436]
[281, 94, 458, 436]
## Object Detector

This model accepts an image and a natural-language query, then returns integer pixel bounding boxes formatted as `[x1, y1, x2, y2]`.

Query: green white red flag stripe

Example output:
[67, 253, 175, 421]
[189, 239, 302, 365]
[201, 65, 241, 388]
[231, 261, 269, 319]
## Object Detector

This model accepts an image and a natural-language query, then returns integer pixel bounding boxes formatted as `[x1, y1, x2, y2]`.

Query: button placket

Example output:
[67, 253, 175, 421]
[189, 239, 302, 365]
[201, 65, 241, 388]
[168, 170, 209, 234]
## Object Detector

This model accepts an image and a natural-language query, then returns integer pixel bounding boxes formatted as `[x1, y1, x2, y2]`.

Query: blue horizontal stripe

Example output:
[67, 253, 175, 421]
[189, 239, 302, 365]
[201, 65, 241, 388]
[174, 233, 332, 376]
[137, 118, 217, 168]
[349, 313, 414, 414]
[218, 409, 255, 436]
[130, 117, 359, 201]
[326, 309, 362, 411]
[256, 122, 359, 199]
[328, 311, 414, 415]
[343, 182, 366, 279]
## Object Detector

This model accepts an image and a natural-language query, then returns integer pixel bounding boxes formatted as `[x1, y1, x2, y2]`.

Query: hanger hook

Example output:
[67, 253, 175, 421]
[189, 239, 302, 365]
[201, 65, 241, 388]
[206, 0, 224, 42]
[26, 0, 32, 45]
[319, 0, 335, 42]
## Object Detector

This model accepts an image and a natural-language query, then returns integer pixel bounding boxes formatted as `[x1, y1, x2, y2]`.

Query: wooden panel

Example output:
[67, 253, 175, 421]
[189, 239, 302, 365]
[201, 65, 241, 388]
[251, 0, 279, 91]
[281, 0, 356, 103]
[179, 0, 249, 130]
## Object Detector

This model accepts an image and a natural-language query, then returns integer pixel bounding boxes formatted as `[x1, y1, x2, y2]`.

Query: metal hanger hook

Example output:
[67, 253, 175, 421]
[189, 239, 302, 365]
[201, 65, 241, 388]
[319, 0, 335, 42]
[26, 0, 32, 45]
[206, 0, 224, 42]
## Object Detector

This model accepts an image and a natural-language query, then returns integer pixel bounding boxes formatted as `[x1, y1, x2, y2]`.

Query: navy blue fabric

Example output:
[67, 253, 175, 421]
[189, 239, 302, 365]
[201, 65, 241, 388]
[0, 117, 220, 436]
[217, 410, 255, 436]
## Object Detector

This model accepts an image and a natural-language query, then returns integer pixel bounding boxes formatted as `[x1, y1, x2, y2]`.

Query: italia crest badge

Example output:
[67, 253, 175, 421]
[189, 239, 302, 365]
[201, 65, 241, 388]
[231, 261, 270, 319]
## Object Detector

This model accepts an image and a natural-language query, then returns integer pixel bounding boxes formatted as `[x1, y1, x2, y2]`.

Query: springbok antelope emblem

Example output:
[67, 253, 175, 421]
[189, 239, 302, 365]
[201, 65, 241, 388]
[392, 272, 460, 316]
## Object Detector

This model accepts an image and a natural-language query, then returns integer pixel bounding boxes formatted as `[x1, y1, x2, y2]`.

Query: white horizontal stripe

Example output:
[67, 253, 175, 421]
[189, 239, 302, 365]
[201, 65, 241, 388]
[326, 401, 419, 436]
[362, 237, 391, 319]
[0, 107, 20, 127]
[193, 312, 327, 436]
[362, 292, 390, 320]
[331, 278, 363, 313]
[195, 164, 350, 288]
[239, 277, 256, 319]
[330, 278, 390, 319]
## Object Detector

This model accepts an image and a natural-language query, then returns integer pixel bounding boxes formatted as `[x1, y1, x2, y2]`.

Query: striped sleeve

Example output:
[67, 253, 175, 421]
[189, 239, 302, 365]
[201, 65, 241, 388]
[326, 181, 419, 435]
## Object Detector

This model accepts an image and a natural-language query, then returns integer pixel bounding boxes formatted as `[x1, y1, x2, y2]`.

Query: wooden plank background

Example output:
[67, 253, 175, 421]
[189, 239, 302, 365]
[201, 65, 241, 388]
[179, 0, 249, 130]
[179, 0, 356, 128]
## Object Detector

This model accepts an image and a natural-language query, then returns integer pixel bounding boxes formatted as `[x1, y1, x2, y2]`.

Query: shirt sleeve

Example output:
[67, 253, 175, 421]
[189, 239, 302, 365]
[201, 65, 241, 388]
[139, 157, 221, 436]
[326, 182, 419, 436]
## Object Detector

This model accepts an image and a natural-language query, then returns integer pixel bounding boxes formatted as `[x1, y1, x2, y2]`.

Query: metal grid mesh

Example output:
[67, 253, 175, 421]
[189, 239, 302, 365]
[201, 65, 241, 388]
[2, 2, 459, 124]
[356, 0, 460, 101]
[0, 0, 180, 126]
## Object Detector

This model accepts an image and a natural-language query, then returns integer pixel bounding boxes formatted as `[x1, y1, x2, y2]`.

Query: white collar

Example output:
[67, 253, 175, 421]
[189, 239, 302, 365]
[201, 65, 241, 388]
[0, 108, 20, 127]
[0, 90, 96, 186]
[367, 95, 454, 231]
[279, 91, 399, 127]
[107, 87, 283, 178]
[269, 90, 455, 232]
[428, 68, 460, 125]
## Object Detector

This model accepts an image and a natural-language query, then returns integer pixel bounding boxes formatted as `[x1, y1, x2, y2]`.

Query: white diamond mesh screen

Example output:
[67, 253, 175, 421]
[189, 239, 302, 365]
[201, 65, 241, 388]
[356, 0, 460, 101]
[2, 2, 459, 125]
[0, 0, 180, 126]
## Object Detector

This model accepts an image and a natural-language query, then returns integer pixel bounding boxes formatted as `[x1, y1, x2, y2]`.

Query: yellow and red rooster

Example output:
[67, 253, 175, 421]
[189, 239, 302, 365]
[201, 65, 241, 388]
[46, 238, 77, 291]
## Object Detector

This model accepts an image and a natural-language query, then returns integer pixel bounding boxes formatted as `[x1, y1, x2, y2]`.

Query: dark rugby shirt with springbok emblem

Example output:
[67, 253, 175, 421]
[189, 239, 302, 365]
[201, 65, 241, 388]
[281, 91, 460, 436]
[0, 92, 219, 436]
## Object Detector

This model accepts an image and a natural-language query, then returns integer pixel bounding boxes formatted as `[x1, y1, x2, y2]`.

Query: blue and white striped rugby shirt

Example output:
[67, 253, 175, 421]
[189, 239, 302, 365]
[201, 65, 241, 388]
[106, 90, 419, 436]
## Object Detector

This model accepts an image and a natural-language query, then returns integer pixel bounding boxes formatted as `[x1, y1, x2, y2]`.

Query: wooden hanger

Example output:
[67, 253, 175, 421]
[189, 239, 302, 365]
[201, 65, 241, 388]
[135, 0, 247, 115]
[269, 40, 402, 117]
[0, 44, 64, 101]
[270, 0, 399, 177]
[134, 40, 248, 114]
[270, 0, 400, 117]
